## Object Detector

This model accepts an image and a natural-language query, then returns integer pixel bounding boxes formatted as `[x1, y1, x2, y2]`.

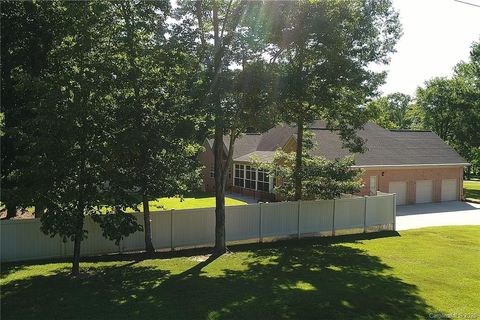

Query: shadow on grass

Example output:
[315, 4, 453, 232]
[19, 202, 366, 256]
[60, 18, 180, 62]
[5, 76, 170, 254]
[1, 232, 444, 320]
[464, 188, 480, 201]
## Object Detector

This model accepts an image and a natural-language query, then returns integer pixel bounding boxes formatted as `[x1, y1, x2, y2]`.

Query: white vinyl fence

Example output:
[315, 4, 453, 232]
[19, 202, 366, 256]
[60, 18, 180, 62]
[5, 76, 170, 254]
[1, 193, 396, 263]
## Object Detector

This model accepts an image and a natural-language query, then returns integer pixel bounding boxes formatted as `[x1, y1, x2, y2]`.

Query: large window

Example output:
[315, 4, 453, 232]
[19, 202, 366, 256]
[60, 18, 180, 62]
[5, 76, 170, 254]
[257, 168, 270, 192]
[234, 164, 244, 187]
[234, 164, 271, 192]
[245, 166, 256, 189]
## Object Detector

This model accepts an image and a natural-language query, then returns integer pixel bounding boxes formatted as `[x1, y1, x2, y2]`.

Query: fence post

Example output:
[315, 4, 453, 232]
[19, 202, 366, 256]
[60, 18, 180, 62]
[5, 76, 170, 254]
[297, 200, 301, 239]
[259, 203, 263, 243]
[332, 199, 336, 236]
[170, 209, 174, 251]
[363, 196, 368, 233]
[392, 194, 396, 231]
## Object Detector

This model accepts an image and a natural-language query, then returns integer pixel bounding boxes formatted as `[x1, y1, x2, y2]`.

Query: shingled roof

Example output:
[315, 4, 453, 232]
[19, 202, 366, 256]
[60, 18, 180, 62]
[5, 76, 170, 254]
[209, 121, 468, 167]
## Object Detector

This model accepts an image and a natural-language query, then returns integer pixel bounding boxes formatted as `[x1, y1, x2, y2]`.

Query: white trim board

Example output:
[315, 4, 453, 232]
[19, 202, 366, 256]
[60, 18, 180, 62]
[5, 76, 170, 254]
[353, 163, 469, 170]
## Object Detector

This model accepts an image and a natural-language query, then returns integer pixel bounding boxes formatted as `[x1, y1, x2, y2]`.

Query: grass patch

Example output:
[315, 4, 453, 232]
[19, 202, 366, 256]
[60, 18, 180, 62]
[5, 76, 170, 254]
[2, 226, 479, 319]
[464, 180, 480, 201]
[2, 193, 248, 216]
[142, 194, 247, 211]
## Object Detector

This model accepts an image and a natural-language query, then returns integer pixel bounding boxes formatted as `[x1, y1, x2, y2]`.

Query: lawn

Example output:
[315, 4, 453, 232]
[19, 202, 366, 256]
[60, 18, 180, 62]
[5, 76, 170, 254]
[140, 193, 247, 211]
[464, 180, 480, 201]
[2, 193, 247, 218]
[2, 226, 479, 319]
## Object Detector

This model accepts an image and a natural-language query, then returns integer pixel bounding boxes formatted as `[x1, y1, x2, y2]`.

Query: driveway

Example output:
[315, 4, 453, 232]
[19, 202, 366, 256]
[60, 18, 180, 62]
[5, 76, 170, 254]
[396, 201, 480, 231]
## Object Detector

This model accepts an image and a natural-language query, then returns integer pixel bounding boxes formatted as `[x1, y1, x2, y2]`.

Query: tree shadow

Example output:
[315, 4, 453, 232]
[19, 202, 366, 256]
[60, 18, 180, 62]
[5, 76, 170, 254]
[1, 233, 446, 320]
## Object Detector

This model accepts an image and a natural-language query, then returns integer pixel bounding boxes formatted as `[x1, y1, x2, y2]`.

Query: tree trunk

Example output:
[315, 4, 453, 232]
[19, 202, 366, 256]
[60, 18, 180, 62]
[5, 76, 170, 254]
[71, 212, 84, 276]
[142, 193, 155, 254]
[294, 116, 304, 201]
[213, 120, 226, 255]
[5, 203, 16, 219]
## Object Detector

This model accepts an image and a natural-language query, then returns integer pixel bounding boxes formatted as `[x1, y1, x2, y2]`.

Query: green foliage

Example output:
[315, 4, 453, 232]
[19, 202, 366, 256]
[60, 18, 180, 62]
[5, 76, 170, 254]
[40, 204, 91, 243]
[104, 1, 204, 205]
[91, 210, 143, 246]
[416, 40, 480, 165]
[268, 149, 363, 201]
[366, 92, 418, 129]
[29, 0, 115, 228]
[1, 1, 63, 216]
[1, 1, 198, 271]
[264, 0, 402, 152]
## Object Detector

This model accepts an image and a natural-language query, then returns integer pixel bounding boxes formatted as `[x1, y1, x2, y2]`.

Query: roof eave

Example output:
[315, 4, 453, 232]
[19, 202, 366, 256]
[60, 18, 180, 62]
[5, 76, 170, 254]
[352, 163, 470, 169]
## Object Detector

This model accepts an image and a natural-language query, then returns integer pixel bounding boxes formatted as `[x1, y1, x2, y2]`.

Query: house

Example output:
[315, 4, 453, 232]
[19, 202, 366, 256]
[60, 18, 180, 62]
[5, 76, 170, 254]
[200, 121, 469, 205]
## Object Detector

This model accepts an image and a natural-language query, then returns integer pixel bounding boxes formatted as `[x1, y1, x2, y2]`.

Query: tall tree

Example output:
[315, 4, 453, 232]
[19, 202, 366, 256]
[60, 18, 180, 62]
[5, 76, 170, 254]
[105, 1, 203, 254]
[0, 1, 60, 218]
[22, 1, 140, 275]
[174, 0, 275, 254]
[263, 0, 401, 200]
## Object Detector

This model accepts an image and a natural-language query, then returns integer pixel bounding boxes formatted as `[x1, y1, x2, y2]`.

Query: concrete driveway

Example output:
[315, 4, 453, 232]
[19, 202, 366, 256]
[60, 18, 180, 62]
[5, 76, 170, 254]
[396, 201, 480, 231]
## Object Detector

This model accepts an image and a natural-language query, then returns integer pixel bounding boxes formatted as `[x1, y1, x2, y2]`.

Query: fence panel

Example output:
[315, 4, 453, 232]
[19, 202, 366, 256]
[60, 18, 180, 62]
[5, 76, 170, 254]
[150, 212, 173, 250]
[366, 195, 395, 226]
[261, 202, 298, 238]
[299, 200, 335, 235]
[172, 208, 215, 248]
[334, 197, 366, 230]
[121, 213, 147, 252]
[226, 204, 260, 242]
[1, 219, 63, 262]
[81, 217, 121, 256]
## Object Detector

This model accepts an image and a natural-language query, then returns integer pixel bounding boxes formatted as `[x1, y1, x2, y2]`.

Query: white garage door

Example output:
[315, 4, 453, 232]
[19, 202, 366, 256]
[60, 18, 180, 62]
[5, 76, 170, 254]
[416, 180, 433, 203]
[389, 181, 407, 205]
[441, 179, 457, 201]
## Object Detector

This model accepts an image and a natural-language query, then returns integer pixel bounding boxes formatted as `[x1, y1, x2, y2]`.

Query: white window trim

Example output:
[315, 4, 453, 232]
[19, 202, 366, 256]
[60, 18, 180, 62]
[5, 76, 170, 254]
[233, 163, 273, 193]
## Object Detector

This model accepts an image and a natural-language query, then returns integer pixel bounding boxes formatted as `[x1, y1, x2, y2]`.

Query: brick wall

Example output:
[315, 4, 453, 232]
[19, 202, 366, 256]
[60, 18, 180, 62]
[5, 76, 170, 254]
[199, 144, 233, 192]
[359, 167, 464, 203]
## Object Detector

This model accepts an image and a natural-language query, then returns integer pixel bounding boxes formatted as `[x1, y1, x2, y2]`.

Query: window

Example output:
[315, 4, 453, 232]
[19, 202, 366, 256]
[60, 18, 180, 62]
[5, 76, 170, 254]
[234, 164, 244, 187]
[245, 166, 256, 189]
[257, 168, 270, 192]
[210, 165, 214, 178]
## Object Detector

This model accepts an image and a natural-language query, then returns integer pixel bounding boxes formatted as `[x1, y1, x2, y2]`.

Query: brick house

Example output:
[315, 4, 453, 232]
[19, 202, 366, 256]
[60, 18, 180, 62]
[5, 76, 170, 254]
[200, 121, 469, 205]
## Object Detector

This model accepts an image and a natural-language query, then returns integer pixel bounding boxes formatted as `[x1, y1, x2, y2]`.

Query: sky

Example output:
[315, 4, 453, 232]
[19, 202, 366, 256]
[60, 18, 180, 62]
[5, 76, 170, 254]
[378, 0, 480, 96]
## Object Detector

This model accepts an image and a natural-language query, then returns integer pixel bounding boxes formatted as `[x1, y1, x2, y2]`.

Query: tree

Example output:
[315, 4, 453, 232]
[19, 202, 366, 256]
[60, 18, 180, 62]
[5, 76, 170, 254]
[103, 1, 203, 255]
[263, 0, 401, 201]
[266, 132, 363, 200]
[366, 93, 416, 129]
[23, 1, 141, 275]
[174, 0, 275, 254]
[416, 40, 480, 177]
[0, 1, 61, 219]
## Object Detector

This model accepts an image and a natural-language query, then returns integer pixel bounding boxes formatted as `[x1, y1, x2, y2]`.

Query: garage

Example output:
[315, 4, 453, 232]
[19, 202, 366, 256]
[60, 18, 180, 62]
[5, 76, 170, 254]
[441, 179, 458, 201]
[416, 180, 433, 203]
[389, 181, 407, 205]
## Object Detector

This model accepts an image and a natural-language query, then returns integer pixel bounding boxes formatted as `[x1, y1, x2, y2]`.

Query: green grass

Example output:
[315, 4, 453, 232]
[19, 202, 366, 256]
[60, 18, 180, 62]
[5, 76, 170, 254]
[140, 194, 247, 211]
[2, 193, 248, 216]
[2, 226, 479, 319]
[464, 180, 480, 201]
